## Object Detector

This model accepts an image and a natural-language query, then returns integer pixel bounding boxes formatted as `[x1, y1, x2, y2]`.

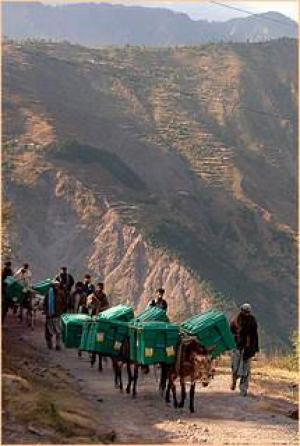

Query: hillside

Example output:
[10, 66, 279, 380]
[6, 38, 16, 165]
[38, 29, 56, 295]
[2, 38, 298, 347]
[3, 2, 298, 46]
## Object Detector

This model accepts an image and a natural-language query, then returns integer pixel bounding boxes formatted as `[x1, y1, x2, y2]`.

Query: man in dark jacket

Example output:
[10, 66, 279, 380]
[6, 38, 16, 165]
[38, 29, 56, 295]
[2, 261, 13, 322]
[89, 283, 110, 366]
[82, 274, 95, 297]
[44, 282, 67, 350]
[148, 288, 168, 311]
[55, 267, 75, 311]
[230, 303, 259, 396]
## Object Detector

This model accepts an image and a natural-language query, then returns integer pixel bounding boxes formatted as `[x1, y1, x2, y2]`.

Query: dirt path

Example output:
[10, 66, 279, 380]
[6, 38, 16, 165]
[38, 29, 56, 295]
[2, 316, 298, 444]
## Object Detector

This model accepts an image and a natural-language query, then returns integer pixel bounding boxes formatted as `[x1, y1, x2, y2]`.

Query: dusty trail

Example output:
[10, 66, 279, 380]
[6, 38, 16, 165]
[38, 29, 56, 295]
[2, 315, 298, 444]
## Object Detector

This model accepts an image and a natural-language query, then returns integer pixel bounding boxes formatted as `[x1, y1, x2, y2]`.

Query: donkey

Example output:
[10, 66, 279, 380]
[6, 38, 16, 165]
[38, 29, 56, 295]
[165, 339, 215, 412]
[18, 290, 41, 330]
[110, 337, 151, 397]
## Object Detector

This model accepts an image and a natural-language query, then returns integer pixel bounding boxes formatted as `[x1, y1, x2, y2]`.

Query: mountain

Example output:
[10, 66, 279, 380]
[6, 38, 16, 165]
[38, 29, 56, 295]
[3, 2, 298, 46]
[2, 38, 297, 348]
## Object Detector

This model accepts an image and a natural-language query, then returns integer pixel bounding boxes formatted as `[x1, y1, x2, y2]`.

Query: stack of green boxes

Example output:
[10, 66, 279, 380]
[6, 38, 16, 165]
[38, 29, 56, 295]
[61, 314, 92, 348]
[129, 322, 180, 365]
[180, 310, 236, 358]
[80, 304, 134, 356]
[4, 277, 25, 305]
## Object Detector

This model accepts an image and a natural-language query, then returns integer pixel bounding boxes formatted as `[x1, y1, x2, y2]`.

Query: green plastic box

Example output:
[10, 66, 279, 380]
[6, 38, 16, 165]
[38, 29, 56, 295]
[96, 304, 134, 322]
[180, 310, 236, 358]
[32, 278, 54, 295]
[4, 276, 25, 305]
[61, 314, 92, 348]
[133, 306, 169, 323]
[80, 304, 134, 355]
[79, 320, 96, 352]
[91, 319, 129, 356]
[129, 322, 180, 365]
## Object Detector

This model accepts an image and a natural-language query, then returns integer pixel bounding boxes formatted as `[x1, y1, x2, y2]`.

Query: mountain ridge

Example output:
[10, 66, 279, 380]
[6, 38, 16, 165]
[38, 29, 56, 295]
[3, 2, 298, 46]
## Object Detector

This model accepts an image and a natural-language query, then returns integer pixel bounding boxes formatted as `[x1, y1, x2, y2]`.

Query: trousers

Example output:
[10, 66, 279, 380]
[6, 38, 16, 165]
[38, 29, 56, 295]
[231, 349, 251, 395]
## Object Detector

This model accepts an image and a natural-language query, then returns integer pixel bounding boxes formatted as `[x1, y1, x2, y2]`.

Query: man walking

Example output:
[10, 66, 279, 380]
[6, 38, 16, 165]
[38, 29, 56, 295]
[44, 282, 67, 350]
[89, 283, 110, 368]
[82, 274, 95, 297]
[2, 261, 13, 322]
[88, 282, 109, 316]
[14, 263, 32, 321]
[14, 263, 32, 285]
[230, 303, 259, 396]
[148, 288, 168, 311]
[55, 267, 75, 312]
[69, 281, 85, 313]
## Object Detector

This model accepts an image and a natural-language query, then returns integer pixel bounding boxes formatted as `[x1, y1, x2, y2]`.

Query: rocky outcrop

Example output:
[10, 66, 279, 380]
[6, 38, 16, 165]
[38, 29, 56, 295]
[7, 168, 215, 321]
[90, 210, 213, 317]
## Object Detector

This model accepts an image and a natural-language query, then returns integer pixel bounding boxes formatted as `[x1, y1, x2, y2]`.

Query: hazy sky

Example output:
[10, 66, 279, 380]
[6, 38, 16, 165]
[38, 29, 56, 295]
[6, 1, 299, 22]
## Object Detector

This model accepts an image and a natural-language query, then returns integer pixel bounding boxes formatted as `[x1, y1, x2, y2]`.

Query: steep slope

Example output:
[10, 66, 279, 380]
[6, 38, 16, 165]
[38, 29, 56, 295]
[2, 39, 297, 347]
[3, 2, 298, 45]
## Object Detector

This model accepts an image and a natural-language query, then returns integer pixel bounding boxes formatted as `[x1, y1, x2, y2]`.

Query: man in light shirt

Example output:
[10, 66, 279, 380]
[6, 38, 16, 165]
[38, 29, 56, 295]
[14, 263, 32, 321]
[14, 263, 32, 289]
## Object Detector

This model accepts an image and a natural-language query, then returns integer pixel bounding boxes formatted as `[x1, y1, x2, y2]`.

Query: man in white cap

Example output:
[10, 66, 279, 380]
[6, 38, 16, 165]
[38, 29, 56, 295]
[230, 303, 259, 396]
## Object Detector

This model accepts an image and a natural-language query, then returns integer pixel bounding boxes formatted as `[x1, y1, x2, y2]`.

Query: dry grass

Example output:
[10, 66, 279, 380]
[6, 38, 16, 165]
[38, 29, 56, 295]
[215, 351, 298, 403]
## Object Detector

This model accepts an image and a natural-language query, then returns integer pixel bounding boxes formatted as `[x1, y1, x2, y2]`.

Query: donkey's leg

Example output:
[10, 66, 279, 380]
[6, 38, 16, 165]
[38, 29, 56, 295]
[159, 364, 167, 396]
[91, 352, 96, 367]
[171, 381, 178, 408]
[119, 365, 124, 392]
[189, 382, 196, 413]
[178, 377, 186, 408]
[165, 379, 171, 404]
[32, 309, 36, 331]
[112, 359, 120, 389]
[98, 354, 103, 372]
[18, 305, 23, 322]
[132, 364, 139, 398]
[126, 362, 133, 394]
[28, 305, 34, 330]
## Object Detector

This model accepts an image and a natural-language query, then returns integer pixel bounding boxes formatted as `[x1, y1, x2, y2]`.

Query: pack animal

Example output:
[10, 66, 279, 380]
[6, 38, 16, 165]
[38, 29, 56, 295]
[165, 339, 215, 412]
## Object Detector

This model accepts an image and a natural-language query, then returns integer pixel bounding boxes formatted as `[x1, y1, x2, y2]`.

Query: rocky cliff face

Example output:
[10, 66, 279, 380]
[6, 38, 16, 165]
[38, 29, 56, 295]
[6, 165, 215, 321]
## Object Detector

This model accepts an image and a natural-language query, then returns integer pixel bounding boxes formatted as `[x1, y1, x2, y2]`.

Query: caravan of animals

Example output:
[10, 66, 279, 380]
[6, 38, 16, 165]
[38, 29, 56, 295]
[3, 261, 258, 412]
